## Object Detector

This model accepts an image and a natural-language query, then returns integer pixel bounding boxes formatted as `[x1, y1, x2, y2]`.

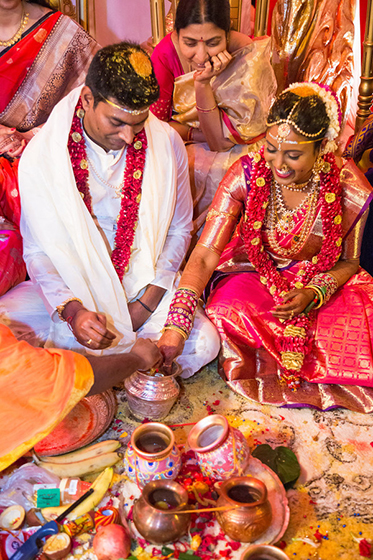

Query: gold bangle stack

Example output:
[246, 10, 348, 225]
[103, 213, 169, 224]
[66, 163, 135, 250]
[162, 325, 188, 340]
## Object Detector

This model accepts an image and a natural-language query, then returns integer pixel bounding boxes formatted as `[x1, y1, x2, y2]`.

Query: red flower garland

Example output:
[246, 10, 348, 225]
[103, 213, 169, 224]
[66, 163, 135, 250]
[67, 98, 147, 281]
[242, 146, 343, 389]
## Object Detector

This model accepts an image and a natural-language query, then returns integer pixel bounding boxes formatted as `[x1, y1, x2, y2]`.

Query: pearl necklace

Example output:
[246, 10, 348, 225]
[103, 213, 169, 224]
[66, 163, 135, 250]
[0, 9, 29, 47]
[86, 154, 125, 198]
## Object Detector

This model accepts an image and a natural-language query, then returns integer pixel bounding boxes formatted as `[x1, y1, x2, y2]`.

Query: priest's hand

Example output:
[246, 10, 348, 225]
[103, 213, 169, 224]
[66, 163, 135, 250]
[157, 328, 185, 370]
[70, 309, 116, 349]
[130, 338, 162, 371]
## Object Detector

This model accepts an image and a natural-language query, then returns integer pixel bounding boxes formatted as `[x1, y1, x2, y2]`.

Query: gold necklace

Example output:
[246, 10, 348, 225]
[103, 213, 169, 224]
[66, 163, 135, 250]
[0, 9, 29, 47]
[266, 178, 320, 257]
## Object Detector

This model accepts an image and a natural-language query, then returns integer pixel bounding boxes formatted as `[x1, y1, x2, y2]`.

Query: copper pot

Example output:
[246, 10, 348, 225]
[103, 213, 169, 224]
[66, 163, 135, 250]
[133, 479, 191, 544]
[215, 476, 272, 543]
[124, 362, 181, 421]
[240, 544, 290, 560]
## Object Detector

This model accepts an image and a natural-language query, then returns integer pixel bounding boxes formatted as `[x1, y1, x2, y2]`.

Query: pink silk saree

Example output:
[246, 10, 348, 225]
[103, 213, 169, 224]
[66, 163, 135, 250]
[150, 34, 277, 233]
[202, 155, 373, 412]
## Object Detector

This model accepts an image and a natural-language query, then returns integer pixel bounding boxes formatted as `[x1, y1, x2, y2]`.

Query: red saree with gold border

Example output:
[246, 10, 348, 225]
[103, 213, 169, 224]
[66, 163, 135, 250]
[202, 155, 373, 412]
[0, 11, 99, 296]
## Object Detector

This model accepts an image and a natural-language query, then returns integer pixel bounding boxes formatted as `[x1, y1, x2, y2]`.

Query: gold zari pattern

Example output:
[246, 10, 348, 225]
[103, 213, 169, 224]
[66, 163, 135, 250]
[281, 351, 304, 372]
[284, 325, 306, 338]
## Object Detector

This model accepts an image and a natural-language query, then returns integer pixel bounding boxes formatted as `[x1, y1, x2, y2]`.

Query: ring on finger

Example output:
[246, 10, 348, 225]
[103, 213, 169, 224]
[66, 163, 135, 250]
[87, 338, 93, 345]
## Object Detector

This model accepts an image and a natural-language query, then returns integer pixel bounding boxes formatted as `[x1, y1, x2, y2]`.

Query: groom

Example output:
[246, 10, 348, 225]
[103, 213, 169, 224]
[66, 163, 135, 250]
[1, 42, 219, 377]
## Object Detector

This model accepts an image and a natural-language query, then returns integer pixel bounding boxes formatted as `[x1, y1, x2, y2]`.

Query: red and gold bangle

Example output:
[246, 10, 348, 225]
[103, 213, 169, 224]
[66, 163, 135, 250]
[56, 297, 83, 322]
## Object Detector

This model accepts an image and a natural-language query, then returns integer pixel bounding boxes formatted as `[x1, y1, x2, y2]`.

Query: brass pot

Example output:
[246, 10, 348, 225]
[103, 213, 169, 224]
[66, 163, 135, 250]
[240, 544, 290, 560]
[215, 476, 272, 543]
[133, 479, 191, 544]
[124, 362, 181, 421]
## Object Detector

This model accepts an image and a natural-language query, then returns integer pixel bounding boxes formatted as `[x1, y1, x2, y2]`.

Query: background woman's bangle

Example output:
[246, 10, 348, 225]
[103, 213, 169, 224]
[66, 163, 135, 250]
[196, 103, 218, 114]
[187, 127, 194, 143]
[137, 299, 155, 313]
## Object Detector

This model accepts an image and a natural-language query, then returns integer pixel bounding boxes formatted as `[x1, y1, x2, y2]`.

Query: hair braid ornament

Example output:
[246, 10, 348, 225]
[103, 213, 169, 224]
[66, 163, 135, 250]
[266, 82, 342, 153]
[68, 98, 147, 282]
[242, 147, 343, 389]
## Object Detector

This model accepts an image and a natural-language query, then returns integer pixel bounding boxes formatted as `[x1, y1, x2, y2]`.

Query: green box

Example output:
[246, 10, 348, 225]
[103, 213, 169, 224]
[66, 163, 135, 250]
[36, 488, 61, 508]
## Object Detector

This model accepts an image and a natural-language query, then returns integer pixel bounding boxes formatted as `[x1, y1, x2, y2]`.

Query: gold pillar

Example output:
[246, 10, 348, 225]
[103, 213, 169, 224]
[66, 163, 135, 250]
[254, 0, 269, 37]
[356, 0, 373, 132]
[150, 0, 166, 46]
[229, 0, 242, 31]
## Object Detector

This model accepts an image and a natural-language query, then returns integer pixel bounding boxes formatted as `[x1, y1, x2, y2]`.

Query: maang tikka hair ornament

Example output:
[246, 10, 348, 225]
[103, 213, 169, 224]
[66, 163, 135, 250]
[266, 82, 342, 153]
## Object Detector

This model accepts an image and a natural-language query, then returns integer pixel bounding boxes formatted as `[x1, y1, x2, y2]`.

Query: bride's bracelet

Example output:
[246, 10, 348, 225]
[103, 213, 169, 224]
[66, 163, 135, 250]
[163, 289, 199, 340]
[306, 272, 339, 308]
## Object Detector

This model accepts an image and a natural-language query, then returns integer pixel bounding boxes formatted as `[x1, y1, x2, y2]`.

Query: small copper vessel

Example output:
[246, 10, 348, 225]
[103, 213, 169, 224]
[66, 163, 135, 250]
[124, 362, 181, 421]
[133, 479, 191, 544]
[240, 544, 290, 560]
[215, 476, 272, 543]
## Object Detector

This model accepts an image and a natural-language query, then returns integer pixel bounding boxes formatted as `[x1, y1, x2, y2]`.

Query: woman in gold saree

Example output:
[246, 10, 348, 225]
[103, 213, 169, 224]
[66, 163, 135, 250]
[158, 83, 373, 413]
[150, 0, 277, 233]
[0, 0, 98, 296]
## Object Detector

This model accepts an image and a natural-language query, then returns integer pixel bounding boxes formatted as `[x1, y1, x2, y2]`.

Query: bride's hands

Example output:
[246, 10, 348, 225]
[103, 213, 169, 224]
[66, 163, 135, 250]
[157, 328, 185, 370]
[194, 50, 232, 83]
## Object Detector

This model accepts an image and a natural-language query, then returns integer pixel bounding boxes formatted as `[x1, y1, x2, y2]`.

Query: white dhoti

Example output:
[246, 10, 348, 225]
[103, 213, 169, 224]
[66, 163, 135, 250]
[0, 280, 219, 378]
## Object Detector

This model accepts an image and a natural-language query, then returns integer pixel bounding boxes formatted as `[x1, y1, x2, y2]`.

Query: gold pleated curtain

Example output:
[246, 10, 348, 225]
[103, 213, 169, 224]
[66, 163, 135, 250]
[149, 0, 373, 131]
[53, 0, 96, 35]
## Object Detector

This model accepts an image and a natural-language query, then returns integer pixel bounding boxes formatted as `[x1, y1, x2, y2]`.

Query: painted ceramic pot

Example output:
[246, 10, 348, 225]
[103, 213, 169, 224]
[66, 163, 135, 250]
[133, 479, 191, 544]
[125, 422, 181, 488]
[187, 414, 250, 479]
[215, 476, 272, 543]
[124, 362, 181, 421]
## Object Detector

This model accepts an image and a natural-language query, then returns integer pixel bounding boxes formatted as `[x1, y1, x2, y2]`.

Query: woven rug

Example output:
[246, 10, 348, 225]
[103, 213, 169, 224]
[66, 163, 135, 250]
[97, 361, 373, 560]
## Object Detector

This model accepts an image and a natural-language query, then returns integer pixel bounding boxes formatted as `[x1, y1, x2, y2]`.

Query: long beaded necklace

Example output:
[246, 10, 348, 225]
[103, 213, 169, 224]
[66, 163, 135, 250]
[0, 8, 29, 47]
[86, 154, 125, 197]
[242, 147, 343, 389]
[68, 98, 147, 282]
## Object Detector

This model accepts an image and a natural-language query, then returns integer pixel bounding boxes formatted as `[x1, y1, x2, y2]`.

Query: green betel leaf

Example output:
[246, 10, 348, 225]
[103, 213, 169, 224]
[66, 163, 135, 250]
[252, 444, 300, 486]
[252, 444, 277, 471]
[273, 446, 300, 484]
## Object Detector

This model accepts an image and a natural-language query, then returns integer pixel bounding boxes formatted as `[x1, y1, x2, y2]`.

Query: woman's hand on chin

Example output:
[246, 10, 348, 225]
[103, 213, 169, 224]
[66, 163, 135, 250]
[194, 50, 232, 83]
[157, 328, 185, 369]
[271, 288, 315, 320]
